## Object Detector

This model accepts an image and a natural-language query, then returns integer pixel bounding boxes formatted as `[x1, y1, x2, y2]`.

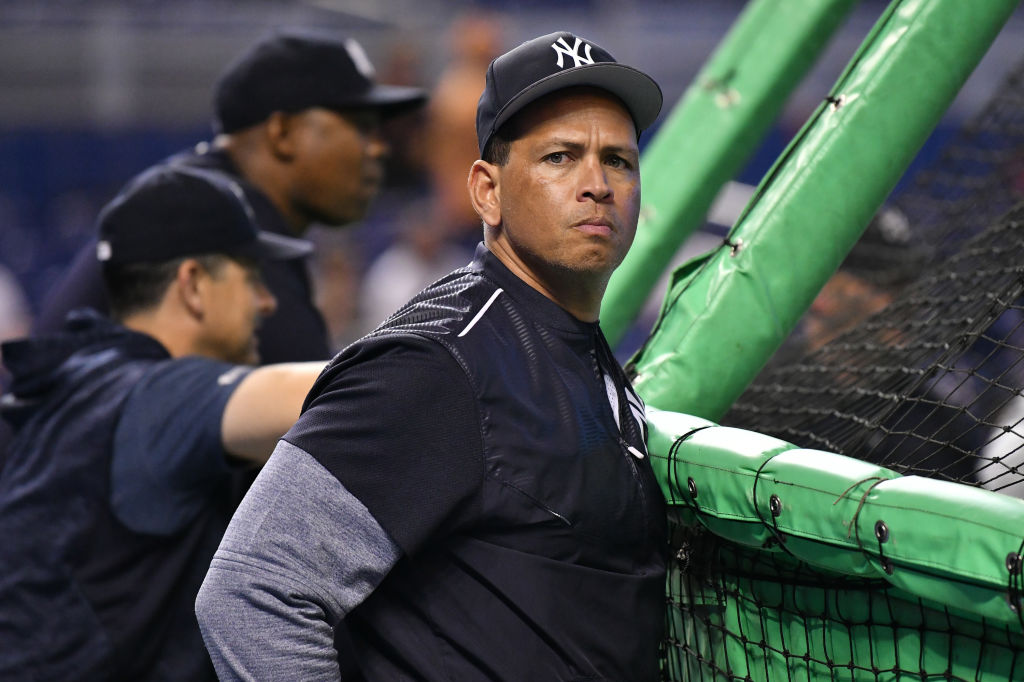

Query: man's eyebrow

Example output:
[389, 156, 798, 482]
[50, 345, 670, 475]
[603, 144, 639, 157]
[542, 140, 585, 152]
[541, 140, 638, 156]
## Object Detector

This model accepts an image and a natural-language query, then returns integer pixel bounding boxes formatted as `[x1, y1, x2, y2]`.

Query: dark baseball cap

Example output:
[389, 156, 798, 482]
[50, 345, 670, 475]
[476, 30, 663, 156]
[96, 166, 313, 265]
[213, 28, 428, 134]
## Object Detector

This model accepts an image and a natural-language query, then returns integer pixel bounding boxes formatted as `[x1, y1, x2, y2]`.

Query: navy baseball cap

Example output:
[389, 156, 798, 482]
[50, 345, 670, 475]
[96, 167, 313, 265]
[476, 30, 663, 156]
[213, 28, 428, 134]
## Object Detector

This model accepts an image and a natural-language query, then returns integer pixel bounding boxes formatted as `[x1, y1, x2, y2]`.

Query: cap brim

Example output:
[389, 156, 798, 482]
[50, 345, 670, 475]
[493, 62, 662, 139]
[251, 231, 315, 261]
[351, 84, 428, 118]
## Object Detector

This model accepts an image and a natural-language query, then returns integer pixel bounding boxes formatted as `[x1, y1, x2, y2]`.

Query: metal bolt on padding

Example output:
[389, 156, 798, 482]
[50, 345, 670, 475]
[874, 520, 889, 543]
[769, 494, 782, 517]
[1007, 552, 1022, 575]
[687, 477, 698, 499]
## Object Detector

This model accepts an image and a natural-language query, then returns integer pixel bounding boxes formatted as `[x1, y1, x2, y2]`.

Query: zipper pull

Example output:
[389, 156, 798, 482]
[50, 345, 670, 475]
[620, 437, 646, 459]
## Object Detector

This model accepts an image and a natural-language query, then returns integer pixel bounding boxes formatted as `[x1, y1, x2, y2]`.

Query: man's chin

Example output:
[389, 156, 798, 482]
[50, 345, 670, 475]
[315, 206, 369, 228]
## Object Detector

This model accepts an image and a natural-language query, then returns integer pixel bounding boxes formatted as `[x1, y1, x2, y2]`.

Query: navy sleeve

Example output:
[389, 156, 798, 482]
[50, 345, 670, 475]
[110, 356, 252, 535]
[284, 335, 484, 555]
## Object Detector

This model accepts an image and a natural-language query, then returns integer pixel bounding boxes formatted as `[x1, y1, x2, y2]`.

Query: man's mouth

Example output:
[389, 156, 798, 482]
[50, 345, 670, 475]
[572, 217, 614, 237]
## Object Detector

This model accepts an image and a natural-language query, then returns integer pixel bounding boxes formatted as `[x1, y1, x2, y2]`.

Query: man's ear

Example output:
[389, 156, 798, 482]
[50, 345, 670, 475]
[175, 258, 207, 319]
[468, 160, 501, 228]
[265, 111, 299, 161]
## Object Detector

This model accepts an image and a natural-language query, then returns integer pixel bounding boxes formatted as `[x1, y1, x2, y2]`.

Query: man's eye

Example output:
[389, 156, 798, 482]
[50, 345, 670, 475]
[545, 152, 568, 164]
[607, 155, 631, 170]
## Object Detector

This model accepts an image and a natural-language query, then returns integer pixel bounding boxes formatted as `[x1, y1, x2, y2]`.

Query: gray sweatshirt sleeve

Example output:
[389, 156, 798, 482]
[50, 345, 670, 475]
[195, 439, 400, 680]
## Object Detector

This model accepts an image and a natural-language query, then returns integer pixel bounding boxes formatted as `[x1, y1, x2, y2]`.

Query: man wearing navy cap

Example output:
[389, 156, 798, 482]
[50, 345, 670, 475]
[34, 29, 428, 363]
[197, 31, 667, 680]
[19, 41, 424, 672]
[0, 167, 328, 680]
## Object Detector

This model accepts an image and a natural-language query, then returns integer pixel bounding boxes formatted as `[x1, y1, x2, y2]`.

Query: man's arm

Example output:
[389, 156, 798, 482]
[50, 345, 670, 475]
[197, 336, 483, 676]
[196, 440, 400, 680]
[108, 358, 324, 536]
[220, 361, 325, 462]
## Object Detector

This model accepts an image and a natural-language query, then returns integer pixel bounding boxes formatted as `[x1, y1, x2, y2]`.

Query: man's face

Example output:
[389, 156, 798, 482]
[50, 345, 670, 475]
[286, 107, 388, 227]
[198, 258, 277, 365]
[487, 89, 641, 296]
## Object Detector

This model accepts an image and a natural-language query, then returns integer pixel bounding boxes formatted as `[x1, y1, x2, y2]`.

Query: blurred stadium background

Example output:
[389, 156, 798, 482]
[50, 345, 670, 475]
[5, 3, 1024, 679]
[0, 0, 1022, 353]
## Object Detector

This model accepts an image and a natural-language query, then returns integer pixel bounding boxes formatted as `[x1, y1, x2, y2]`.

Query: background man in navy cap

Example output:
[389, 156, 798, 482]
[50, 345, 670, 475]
[16, 41, 427, 672]
[197, 31, 667, 680]
[33, 28, 427, 364]
[0, 167, 328, 680]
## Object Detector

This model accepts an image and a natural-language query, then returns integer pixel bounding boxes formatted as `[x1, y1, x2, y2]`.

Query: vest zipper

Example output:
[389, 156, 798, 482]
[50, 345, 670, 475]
[619, 435, 653, 547]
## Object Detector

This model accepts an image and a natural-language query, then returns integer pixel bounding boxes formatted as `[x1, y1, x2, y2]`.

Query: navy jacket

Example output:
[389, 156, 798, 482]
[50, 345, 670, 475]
[291, 245, 669, 680]
[0, 312, 241, 681]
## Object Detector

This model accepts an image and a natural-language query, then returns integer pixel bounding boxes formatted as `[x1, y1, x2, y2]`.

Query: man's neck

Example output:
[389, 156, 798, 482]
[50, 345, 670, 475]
[486, 239, 605, 322]
[213, 135, 308, 237]
[121, 311, 194, 359]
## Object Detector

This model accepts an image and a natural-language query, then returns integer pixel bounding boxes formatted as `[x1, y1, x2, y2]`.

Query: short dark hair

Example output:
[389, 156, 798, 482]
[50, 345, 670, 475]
[103, 254, 230, 321]
[482, 124, 513, 166]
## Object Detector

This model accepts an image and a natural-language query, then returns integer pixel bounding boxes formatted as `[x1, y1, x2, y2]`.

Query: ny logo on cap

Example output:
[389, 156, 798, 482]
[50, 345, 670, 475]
[551, 36, 594, 69]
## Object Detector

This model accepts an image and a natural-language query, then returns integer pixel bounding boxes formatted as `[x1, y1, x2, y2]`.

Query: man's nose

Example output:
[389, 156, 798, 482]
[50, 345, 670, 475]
[368, 131, 390, 160]
[578, 156, 611, 202]
[257, 283, 277, 317]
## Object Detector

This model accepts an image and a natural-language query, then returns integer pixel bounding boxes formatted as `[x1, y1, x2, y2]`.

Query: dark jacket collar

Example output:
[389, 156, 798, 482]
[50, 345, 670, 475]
[1, 309, 168, 424]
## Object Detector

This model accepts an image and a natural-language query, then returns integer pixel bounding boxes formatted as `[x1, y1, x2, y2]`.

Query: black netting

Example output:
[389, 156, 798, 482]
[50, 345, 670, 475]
[725, 53, 1024, 493]
[661, 56, 1024, 682]
[662, 527, 1024, 681]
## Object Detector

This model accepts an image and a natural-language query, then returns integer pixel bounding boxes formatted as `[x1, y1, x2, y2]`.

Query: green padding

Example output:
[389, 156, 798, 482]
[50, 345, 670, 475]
[649, 411, 796, 549]
[855, 476, 1024, 625]
[600, 0, 856, 345]
[754, 448, 898, 577]
[648, 407, 1024, 628]
[630, 0, 1019, 420]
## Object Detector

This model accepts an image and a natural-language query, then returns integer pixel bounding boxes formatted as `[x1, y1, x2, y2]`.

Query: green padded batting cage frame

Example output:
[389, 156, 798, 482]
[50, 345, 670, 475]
[614, 0, 1024, 679]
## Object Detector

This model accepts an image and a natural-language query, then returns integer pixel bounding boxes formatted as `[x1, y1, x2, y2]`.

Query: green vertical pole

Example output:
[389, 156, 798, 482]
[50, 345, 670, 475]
[600, 0, 858, 346]
[630, 0, 1019, 420]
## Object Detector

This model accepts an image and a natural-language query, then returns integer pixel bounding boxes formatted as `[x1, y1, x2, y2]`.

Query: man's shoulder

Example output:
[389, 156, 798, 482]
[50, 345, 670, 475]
[163, 144, 292, 236]
[162, 142, 234, 175]
[315, 270, 498, 391]
[135, 354, 243, 392]
[370, 266, 506, 342]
